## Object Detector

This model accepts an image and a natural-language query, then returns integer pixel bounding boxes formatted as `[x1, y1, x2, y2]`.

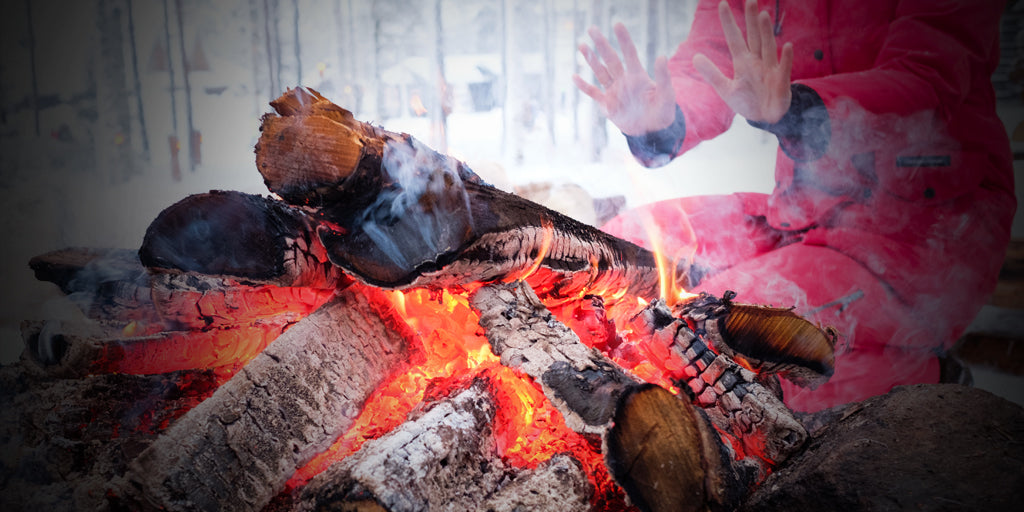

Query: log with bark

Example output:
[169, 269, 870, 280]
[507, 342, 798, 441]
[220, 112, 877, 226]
[254, 87, 661, 309]
[297, 375, 592, 512]
[111, 282, 418, 512]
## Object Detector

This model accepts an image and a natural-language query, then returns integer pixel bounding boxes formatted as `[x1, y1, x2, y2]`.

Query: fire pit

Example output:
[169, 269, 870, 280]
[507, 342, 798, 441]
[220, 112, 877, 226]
[3, 88, 1022, 512]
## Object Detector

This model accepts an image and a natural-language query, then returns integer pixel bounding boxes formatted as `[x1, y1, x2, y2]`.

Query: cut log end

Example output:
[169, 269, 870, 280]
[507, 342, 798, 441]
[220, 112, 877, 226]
[604, 384, 722, 512]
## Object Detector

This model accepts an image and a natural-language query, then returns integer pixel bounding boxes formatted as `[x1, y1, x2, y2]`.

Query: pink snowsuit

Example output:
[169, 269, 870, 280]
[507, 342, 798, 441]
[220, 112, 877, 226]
[602, 0, 1016, 411]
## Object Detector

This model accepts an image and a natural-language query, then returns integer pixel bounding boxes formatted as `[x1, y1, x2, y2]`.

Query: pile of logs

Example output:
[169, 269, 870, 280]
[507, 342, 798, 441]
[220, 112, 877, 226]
[3, 88, 1022, 512]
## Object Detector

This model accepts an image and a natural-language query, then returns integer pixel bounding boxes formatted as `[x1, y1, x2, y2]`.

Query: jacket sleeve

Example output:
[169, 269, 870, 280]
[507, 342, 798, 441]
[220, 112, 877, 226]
[771, 0, 1005, 200]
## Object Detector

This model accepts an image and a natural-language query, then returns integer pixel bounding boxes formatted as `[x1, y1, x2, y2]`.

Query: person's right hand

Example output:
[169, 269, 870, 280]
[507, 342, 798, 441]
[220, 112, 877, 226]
[573, 23, 678, 136]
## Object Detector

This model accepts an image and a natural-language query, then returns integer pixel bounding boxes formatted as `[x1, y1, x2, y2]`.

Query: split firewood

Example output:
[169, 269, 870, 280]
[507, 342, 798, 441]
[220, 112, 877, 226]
[625, 292, 834, 470]
[470, 281, 742, 511]
[112, 282, 418, 512]
[297, 376, 592, 512]
[255, 87, 661, 307]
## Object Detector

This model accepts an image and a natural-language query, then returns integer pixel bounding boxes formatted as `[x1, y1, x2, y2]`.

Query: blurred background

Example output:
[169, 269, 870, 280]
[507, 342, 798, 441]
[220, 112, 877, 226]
[2, 0, 1024, 404]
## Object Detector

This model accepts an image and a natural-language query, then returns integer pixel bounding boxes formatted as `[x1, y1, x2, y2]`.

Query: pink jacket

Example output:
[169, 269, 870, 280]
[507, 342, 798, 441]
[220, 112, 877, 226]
[634, 0, 1015, 314]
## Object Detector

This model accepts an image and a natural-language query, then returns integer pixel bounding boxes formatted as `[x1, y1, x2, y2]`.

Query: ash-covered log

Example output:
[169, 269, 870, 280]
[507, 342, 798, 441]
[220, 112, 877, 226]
[470, 281, 742, 511]
[112, 283, 418, 512]
[297, 376, 592, 512]
[0, 363, 220, 511]
[255, 87, 661, 307]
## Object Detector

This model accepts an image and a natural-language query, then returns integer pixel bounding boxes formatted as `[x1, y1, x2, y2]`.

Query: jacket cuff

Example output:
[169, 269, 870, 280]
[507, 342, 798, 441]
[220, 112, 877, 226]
[748, 84, 830, 162]
[624, 105, 686, 168]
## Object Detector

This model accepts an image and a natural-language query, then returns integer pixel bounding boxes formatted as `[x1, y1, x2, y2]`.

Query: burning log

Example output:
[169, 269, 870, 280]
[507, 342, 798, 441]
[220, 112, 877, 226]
[25, 242, 337, 378]
[470, 281, 642, 436]
[627, 293, 822, 470]
[470, 281, 741, 511]
[255, 87, 660, 307]
[297, 376, 592, 512]
[20, 316, 292, 378]
[112, 283, 418, 512]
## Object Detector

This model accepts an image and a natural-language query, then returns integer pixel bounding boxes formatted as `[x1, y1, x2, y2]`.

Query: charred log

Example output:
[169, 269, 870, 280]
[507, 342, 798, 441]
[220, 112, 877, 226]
[139, 190, 344, 289]
[297, 376, 592, 512]
[470, 281, 741, 511]
[19, 316, 292, 378]
[629, 296, 810, 469]
[0, 363, 220, 511]
[469, 281, 642, 436]
[256, 88, 661, 305]
[112, 283, 417, 512]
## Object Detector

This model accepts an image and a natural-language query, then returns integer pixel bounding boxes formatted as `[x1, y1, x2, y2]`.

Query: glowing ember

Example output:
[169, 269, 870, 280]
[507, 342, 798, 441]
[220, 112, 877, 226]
[286, 287, 619, 504]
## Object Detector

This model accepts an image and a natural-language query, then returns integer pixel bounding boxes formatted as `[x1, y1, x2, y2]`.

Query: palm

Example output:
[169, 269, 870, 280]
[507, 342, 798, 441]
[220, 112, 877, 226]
[573, 23, 677, 136]
[694, 0, 794, 124]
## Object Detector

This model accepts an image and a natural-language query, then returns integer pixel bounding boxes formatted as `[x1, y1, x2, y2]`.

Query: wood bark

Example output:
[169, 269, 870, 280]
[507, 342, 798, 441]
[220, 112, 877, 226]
[470, 281, 738, 511]
[297, 377, 592, 512]
[112, 283, 417, 512]
[628, 295, 809, 471]
[254, 87, 661, 307]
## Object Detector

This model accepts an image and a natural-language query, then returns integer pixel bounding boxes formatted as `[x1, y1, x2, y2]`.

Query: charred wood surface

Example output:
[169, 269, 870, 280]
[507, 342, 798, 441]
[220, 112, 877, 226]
[139, 190, 344, 289]
[630, 296, 809, 468]
[470, 281, 642, 436]
[255, 88, 660, 305]
[114, 283, 417, 512]
[0, 363, 220, 511]
[297, 377, 592, 512]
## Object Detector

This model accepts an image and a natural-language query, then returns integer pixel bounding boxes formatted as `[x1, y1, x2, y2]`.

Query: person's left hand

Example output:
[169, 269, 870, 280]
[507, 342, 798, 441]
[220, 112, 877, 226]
[693, 0, 794, 124]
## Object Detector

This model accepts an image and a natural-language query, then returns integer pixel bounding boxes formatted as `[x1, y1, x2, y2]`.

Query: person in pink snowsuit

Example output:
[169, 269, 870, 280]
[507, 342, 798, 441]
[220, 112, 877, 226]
[575, 0, 1016, 411]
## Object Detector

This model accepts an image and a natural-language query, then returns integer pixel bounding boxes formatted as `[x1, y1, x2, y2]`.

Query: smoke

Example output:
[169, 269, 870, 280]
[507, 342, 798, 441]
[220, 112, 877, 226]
[357, 136, 475, 272]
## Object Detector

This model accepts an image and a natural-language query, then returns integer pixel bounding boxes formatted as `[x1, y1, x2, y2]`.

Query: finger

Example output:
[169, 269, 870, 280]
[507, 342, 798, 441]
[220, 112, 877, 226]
[572, 73, 605, 103]
[760, 11, 777, 66]
[717, 1, 747, 59]
[653, 55, 672, 94]
[779, 42, 794, 80]
[580, 44, 613, 88]
[589, 25, 625, 79]
[614, 22, 644, 74]
[744, 0, 761, 56]
[693, 53, 731, 95]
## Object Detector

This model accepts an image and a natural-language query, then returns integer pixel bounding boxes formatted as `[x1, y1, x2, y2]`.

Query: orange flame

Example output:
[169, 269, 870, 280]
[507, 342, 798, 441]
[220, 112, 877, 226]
[410, 94, 428, 116]
[287, 287, 616, 499]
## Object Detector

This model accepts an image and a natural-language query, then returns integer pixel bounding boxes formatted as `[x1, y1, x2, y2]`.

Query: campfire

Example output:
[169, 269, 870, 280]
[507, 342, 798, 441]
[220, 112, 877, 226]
[11, 88, 846, 512]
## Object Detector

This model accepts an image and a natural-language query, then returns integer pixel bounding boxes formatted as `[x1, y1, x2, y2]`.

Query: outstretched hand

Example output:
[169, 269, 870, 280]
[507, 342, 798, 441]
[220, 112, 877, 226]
[693, 0, 794, 124]
[573, 23, 678, 136]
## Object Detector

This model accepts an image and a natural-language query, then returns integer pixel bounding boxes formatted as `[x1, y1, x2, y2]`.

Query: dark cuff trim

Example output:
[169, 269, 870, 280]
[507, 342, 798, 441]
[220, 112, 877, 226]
[748, 83, 830, 162]
[624, 105, 686, 168]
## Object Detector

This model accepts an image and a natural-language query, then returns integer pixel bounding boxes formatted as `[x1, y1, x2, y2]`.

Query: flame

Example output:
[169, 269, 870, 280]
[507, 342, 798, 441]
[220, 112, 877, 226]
[410, 94, 428, 116]
[287, 287, 617, 500]
[505, 218, 554, 283]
